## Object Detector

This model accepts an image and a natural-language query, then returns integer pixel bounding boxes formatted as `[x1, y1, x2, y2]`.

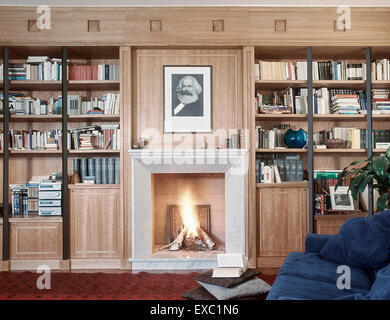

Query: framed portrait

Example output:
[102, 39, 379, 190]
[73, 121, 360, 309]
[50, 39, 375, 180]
[329, 186, 355, 211]
[163, 65, 212, 133]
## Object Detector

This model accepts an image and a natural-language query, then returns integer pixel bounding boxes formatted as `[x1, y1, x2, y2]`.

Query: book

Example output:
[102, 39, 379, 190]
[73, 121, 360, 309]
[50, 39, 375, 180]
[212, 267, 246, 278]
[217, 253, 248, 268]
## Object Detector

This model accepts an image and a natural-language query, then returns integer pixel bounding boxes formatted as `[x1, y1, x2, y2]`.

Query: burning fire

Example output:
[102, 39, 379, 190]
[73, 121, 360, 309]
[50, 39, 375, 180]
[180, 190, 200, 238]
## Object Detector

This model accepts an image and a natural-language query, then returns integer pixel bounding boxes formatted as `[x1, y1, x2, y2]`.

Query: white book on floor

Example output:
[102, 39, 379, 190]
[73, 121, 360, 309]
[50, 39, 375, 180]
[217, 253, 248, 268]
[212, 267, 246, 278]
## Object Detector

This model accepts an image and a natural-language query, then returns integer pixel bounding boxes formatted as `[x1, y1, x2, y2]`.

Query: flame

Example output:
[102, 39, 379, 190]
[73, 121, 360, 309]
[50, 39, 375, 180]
[180, 190, 199, 238]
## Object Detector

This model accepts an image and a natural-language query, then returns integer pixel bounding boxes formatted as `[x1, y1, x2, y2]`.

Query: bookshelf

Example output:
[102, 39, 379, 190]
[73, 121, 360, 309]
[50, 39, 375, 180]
[1, 45, 121, 263]
[254, 45, 387, 241]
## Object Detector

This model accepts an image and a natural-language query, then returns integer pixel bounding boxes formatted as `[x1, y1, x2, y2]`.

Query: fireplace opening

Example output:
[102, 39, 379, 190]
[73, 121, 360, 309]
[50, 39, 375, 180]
[152, 173, 225, 257]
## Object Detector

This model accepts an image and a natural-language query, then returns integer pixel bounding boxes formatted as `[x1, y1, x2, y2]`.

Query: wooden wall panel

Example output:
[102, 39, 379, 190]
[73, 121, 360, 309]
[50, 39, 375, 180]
[133, 49, 243, 148]
[0, 7, 389, 46]
[70, 186, 121, 259]
[10, 221, 62, 259]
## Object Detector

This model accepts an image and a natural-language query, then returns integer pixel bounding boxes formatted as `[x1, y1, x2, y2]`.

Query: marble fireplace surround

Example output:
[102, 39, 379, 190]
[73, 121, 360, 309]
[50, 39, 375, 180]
[128, 149, 248, 270]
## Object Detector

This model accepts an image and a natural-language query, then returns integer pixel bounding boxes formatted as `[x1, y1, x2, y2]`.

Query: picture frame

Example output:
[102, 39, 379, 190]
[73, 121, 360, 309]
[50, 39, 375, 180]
[329, 186, 355, 211]
[163, 65, 212, 133]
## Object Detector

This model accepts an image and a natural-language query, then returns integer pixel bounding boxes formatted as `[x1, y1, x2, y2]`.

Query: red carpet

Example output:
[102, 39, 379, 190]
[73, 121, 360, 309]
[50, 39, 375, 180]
[0, 271, 276, 300]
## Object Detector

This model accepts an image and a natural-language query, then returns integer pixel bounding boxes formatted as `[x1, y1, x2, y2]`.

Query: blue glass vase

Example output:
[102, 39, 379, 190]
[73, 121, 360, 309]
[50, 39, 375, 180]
[284, 128, 307, 149]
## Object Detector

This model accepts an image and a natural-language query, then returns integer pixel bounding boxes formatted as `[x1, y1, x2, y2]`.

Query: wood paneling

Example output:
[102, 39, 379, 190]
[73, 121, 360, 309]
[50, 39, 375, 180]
[314, 213, 367, 235]
[257, 186, 308, 267]
[0, 7, 389, 46]
[70, 186, 121, 259]
[133, 49, 243, 148]
[9, 220, 62, 260]
[0, 219, 2, 260]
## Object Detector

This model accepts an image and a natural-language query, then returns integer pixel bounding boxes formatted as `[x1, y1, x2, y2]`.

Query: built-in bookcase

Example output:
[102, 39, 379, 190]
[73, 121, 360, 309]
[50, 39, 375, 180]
[254, 46, 390, 234]
[1, 46, 121, 262]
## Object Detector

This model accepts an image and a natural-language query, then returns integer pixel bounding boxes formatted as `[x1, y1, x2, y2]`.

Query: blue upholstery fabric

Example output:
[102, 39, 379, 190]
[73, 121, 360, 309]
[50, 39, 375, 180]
[305, 234, 332, 254]
[319, 210, 390, 269]
[266, 274, 369, 300]
[267, 210, 390, 300]
[278, 252, 373, 290]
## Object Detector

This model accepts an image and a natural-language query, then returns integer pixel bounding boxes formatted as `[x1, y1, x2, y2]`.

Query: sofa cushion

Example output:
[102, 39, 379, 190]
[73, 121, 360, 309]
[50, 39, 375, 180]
[278, 252, 373, 290]
[320, 210, 390, 269]
[266, 274, 369, 300]
[366, 263, 390, 299]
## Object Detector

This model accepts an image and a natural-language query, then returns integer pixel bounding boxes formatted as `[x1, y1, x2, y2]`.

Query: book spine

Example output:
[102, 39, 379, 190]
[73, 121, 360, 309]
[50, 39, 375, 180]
[87, 158, 95, 177]
[95, 158, 102, 184]
[80, 158, 87, 183]
[115, 158, 120, 184]
[101, 158, 108, 184]
[107, 158, 114, 184]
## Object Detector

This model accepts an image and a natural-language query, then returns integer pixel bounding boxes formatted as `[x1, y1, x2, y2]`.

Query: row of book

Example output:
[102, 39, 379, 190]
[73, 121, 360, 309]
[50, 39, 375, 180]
[8, 129, 61, 150]
[7, 93, 120, 116]
[73, 157, 120, 184]
[68, 125, 120, 150]
[65, 93, 119, 115]
[68, 64, 119, 80]
[4, 56, 63, 81]
[254, 61, 367, 81]
[255, 124, 292, 149]
[372, 59, 390, 80]
[255, 88, 367, 115]
[256, 154, 304, 183]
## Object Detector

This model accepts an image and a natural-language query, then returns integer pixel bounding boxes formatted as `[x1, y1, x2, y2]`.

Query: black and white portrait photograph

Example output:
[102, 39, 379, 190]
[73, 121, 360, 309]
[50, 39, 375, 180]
[164, 66, 211, 133]
[329, 186, 355, 211]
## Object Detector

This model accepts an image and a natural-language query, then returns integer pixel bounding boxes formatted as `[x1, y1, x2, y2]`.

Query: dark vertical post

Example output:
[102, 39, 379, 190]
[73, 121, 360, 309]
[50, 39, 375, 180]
[366, 47, 373, 216]
[307, 47, 314, 233]
[2, 46, 9, 260]
[62, 47, 69, 259]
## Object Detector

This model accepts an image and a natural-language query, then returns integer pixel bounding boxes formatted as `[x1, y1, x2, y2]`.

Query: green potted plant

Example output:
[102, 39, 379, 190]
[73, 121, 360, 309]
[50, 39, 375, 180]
[337, 147, 390, 211]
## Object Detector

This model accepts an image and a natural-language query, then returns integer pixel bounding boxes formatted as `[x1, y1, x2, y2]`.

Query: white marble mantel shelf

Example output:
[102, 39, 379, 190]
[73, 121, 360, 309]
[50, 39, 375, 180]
[128, 148, 248, 158]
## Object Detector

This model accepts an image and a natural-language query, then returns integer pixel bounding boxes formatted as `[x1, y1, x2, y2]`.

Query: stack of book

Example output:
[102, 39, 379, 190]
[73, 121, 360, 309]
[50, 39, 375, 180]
[312, 61, 366, 80]
[254, 61, 308, 80]
[212, 254, 249, 278]
[79, 133, 97, 150]
[331, 93, 361, 114]
[68, 125, 120, 150]
[73, 157, 120, 184]
[373, 130, 390, 149]
[68, 64, 119, 80]
[372, 89, 390, 114]
[10, 184, 28, 215]
[255, 88, 294, 114]
[372, 59, 390, 80]
[256, 154, 304, 183]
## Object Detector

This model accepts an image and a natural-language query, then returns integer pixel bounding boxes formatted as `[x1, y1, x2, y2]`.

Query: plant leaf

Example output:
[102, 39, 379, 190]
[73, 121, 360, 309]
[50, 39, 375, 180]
[377, 192, 390, 212]
[372, 156, 390, 177]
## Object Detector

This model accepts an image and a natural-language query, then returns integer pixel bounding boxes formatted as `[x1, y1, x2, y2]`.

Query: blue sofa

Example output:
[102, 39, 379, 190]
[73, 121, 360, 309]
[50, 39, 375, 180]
[267, 210, 390, 300]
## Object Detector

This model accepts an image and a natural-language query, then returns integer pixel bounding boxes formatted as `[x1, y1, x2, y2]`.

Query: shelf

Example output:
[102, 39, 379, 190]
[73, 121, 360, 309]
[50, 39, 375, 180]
[7, 114, 120, 122]
[255, 114, 307, 120]
[312, 80, 366, 89]
[68, 80, 120, 91]
[10, 149, 61, 155]
[68, 184, 120, 190]
[314, 149, 366, 153]
[68, 149, 120, 154]
[372, 80, 390, 89]
[314, 212, 367, 220]
[255, 80, 307, 89]
[256, 148, 307, 153]
[8, 215, 62, 223]
[68, 114, 120, 122]
[373, 149, 389, 153]
[313, 114, 365, 121]
[257, 181, 308, 188]
[9, 80, 62, 91]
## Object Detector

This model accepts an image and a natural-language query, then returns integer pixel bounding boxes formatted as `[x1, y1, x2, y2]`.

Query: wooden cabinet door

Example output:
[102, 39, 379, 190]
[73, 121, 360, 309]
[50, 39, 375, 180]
[70, 187, 121, 259]
[258, 187, 308, 258]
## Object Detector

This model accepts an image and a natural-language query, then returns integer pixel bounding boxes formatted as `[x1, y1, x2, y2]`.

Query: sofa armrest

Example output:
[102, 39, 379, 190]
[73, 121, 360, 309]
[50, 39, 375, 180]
[305, 233, 333, 254]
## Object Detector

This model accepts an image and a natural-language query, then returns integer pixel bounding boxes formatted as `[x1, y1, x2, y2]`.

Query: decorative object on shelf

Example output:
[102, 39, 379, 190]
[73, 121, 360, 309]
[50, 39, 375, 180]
[132, 143, 140, 149]
[163, 65, 212, 133]
[283, 128, 307, 149]
[139, 137, 146, 149]
[324, 138, 344, 149]
[329, 186, 355, 211]
[337, 147, 390, 211]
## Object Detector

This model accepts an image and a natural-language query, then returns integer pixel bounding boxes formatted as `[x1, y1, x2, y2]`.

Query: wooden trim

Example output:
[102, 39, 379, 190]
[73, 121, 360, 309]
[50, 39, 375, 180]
[70, 258, 121, 270]
[10, 259, 61, 271]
